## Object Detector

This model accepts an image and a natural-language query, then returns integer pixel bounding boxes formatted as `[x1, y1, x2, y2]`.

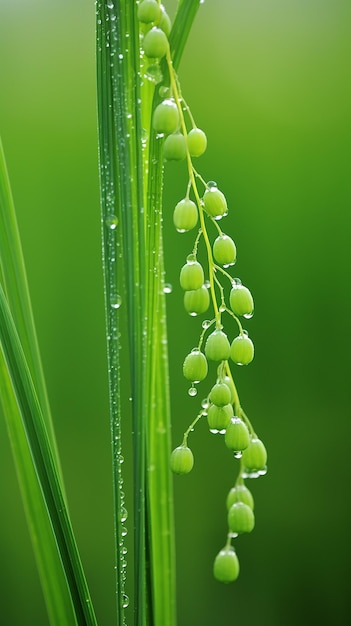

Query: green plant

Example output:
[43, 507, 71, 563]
[0, 0, 267, 623]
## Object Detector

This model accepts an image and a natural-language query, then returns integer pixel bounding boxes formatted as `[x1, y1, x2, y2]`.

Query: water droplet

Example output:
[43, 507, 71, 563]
[111, 295, 122, 309]
[223, 261, 236, 268]
[210, 428, 219, 434]
[122, 546, 127, 555]
[229, 531, 238, 539]
[219, 304, 226, 313]
[207, 180, 217, 189]
[120, 507, 128, 523]
[122, 594, 129, 609]
[219, 428, 226, 435]
[106, 215, 118, 229]
[232, 277, 242, 286]
[188, 386, 198, 397]
[191, 347, 200, 353]
[202, 319, 212, 329]
[201, 398, 209, 409]
[242, 465, 267, 479]
[258, 466, 268, 476]
[163, 283, 173, 294]
[141, 128, 148, 145]
[233, 451, 243, 459]
[186, 253, 196, 263]
[204, 280, 210, 289]
[119, 455, 124, 464]
[121, 525, 128, 537]
[145, 64, 163, 84]
[159, 86, 170, 98]
[214, 213, 226, 221]
[243, 310, 254, 319]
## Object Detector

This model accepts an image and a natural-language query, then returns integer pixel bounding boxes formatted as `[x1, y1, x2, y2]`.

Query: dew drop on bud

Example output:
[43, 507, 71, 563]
[243, 310, 254, 319]
[207, 180, 217, 189]
[186, 253, 196, 263]
[188, 386, 198, 397]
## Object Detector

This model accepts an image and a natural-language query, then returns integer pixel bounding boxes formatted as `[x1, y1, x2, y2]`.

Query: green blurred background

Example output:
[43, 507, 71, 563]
[1, 1, 351, 624]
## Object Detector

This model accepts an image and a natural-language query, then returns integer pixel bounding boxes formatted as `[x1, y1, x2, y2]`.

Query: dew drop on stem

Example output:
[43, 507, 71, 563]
[111, 294, 122, 309]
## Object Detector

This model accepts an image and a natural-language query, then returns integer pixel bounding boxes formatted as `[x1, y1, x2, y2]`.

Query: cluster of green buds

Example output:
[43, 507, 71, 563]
[138, 0, 267, 583]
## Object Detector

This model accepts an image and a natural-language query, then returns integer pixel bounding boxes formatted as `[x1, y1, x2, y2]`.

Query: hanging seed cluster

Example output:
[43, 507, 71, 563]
[138, 0, 267, 584]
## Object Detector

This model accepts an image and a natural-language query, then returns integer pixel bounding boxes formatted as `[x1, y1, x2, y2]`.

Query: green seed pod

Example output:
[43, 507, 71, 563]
[164, 132, 187, 161]
[209, 382, 232, 407]
[223, 375, 236, 404]
[158, 4, 172, 37]
[242, 438, 267, 471]
[226, 485, 254, 511]
[225, 417, 250, 452]
[137, 0, 161, 23]
[173, 198, 198, 232]
[229, 285, 254, 318]
[187, 128, 208, 157]
[228, 501, 255, 534]
[183, 350, 208, 382]
[180, 260, 204, 291]
[213, 547, 240, 583]
[207, 403, 233, 431]
[152, 99, 179, 134]
[203, 188, 227, 219]
[230, 335, 254, 365]
[184, 285, 210, 315]
[170, 446, 194, 475]
[213, 235, 237, 266]
[205, 330, 231, 361]
[143, 27, 169, 59]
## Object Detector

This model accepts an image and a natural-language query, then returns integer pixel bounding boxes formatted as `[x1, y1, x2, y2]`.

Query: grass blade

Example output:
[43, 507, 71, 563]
[0, 137, 62, 473]
[0, 357, 77, 626]
[0, 283, 97, 626]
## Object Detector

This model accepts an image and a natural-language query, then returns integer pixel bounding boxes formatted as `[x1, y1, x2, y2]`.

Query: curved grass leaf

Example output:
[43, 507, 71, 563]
[0, 137, 63, 476]
[0, 357, 77, 626]
[0, 283, 97, 626]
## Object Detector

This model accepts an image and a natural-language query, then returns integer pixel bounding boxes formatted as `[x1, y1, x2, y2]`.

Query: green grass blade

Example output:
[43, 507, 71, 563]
[144, 132, 176, 625]
[142, 4, 202, 623]
[0, 283, 97, 626]
[0, 357, 77, 626]
[96, 2, 137, 622]
[0, 137, 62, 472]
[170, 0, 202, 69]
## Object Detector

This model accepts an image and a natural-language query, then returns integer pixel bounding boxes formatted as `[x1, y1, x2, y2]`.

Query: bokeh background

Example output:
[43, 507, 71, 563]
[1, 1, 351, 624]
